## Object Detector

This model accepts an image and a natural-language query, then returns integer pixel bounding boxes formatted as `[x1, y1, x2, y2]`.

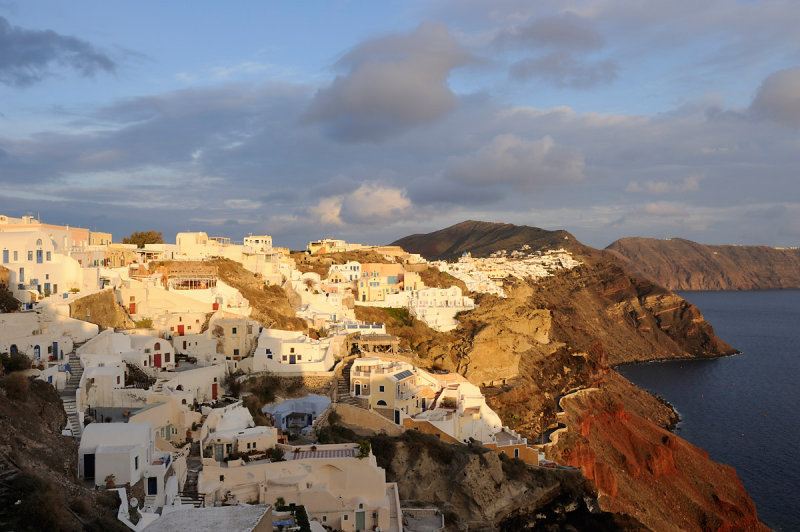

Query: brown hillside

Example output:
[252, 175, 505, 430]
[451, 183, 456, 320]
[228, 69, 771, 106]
[606, 237, 800, 290]
[211, 259, 307, 331]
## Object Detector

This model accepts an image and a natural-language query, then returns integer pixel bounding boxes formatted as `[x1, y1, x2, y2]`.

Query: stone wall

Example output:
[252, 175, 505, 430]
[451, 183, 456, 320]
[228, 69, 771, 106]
[332, 403, 404, 437]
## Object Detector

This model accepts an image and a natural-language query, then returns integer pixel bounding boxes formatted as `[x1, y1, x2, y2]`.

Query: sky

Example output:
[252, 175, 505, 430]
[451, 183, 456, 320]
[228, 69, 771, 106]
[1, 0, 799, 250]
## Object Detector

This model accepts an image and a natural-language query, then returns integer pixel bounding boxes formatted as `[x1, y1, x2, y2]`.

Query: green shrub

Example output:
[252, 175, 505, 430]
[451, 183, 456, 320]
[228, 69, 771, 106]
[134, 318, 152, 328]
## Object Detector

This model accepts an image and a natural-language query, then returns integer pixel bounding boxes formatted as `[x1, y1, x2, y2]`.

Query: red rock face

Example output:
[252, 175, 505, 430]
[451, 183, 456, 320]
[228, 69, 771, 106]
[552, 390, 768, 532]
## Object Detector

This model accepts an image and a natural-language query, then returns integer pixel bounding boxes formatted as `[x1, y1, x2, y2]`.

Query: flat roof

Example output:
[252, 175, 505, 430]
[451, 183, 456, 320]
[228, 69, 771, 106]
[285, 448, 357, 460]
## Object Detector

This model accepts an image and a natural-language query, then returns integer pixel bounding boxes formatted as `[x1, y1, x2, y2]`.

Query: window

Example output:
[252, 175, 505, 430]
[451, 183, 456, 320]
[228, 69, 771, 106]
[379, 385, 385, 392]
[358, 503, 364, 509]
[13, 251, 17, 261]
[232, 327, 237, 334]
[46, 251, 51, 261]
[1, 250, 7, 264]
[343, 515, 349, 522]
[233, 349, 240, 357]
[372, 512, 378, 519]
[514, 448, 519, 458]
[154, 342, 161, 350]
[297, 355, 301, 360]
[322, 516, 327, 523]
[290, 347, 295, 353]
[135, 456, 139, 470]
[28, 251, 33, 261]
[268, 354, 272, 359]
[282, 355, 287, 361]
[266, 348, 272, 354]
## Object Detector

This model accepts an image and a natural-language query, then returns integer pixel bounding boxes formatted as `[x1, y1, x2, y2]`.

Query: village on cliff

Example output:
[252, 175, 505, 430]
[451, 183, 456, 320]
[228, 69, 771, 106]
[0, 213, 582, 531]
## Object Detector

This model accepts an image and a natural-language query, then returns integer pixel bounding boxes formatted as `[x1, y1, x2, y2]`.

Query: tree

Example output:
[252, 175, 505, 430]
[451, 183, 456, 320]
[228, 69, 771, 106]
[122, 231, 163, 248]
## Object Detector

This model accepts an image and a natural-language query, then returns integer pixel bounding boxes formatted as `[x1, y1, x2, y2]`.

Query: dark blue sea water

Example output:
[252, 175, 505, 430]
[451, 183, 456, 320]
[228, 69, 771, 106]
[618, 290, 799, 532]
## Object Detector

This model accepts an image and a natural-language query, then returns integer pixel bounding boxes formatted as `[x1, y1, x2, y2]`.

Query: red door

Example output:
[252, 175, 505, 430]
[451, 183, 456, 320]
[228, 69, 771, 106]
[177, 325, 184, 336]
[154, 353, 162, 368]
[129, 303, 136, 314]
[212, 302, 219, 311]
[211, 383, 218, 399]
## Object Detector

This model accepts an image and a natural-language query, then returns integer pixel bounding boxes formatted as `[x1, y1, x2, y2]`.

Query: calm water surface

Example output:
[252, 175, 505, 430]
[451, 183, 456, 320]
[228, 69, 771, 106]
[618, 290, 799, 532]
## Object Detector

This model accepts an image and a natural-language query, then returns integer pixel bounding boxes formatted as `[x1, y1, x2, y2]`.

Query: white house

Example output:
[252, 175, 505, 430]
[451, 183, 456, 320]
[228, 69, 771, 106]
[247, 329, 336, 373]
[0, 230, 100, 302]
[78, 329, 176, 374]
[198, 443, 402, 531]
[0, 309, 97, 364]
[243, 235, 273, 254]
[159, 364, 227, 404]
[328, 261, 361, 282]
[79, 422, 156, 487]
[408, 286, 475, 332]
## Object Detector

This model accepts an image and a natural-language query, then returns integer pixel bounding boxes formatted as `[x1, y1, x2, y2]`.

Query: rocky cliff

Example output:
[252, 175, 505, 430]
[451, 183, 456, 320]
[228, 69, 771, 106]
[606, 237, 800, 290]
[386, 221, 765, 530]
[0, 373, 125, 530]
[369, 431, 646, 531]
[549, 373, 767, 532]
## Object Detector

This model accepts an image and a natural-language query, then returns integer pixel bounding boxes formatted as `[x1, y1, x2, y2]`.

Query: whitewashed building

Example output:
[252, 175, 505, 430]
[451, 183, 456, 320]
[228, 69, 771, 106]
[246, 329, 336, 373]
[408, 286, 475, 332]
[79, 422, 157, 487]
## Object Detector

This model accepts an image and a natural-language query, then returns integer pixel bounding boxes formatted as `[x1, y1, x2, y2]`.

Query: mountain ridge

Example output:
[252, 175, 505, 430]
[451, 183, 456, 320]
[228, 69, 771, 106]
[392, 220, 589, 260]
[606, 236, 800, 290]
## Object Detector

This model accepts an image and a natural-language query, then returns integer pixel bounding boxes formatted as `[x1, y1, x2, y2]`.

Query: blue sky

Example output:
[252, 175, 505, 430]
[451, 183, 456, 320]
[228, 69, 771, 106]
[1, 0, 799, 249]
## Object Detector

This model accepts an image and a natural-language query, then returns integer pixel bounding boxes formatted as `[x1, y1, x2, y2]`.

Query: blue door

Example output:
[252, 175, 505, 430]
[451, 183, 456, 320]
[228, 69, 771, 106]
[36, 249, 43, 263]
[289, 354, 296, 364]
[53, 342, 59, 360]
[148, 477, 158, 495]
[394, 410, 400, 424]
[44, 282, 51, 294]
[19, 267, 24, 282]
[34, 345, 40, 359]
[2, 250, 7, 263]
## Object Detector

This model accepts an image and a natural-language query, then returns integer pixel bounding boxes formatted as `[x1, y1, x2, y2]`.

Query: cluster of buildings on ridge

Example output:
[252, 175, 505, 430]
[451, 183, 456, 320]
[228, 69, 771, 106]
[434, 248, 583, 297]
[0, 215, 565, 531]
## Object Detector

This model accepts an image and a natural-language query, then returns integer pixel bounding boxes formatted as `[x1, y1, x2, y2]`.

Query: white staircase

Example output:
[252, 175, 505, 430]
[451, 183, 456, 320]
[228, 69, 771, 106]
[61, 353, 84, 438]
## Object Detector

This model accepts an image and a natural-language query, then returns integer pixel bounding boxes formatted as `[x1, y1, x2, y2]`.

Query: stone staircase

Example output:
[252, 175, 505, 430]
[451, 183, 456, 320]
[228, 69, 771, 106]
[335, 360, 368, 409]
[178, 441, 204, 508]
[61, 353, 84, 438]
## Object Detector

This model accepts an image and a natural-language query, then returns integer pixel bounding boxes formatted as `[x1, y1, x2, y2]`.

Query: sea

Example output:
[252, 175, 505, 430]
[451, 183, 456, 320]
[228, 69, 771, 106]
[618, 290, 799, 532]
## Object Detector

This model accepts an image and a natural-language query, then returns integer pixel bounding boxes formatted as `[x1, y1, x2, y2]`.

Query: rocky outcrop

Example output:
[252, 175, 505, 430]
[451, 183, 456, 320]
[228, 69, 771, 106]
[549, 375, 767, 532]
[369, 431, 644, 531]
[69, 289, 135, 329]
[606, 237, 800, 290]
